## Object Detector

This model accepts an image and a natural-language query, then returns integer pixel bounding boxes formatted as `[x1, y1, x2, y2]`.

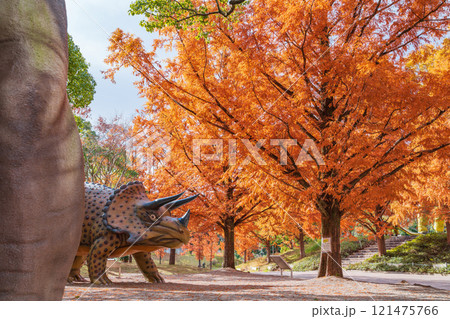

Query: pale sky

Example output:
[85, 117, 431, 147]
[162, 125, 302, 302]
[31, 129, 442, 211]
[66, 0, 166, 122]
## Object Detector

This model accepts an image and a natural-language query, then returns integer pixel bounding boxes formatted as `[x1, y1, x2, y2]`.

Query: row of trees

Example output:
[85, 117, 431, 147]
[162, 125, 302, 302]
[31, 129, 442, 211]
[77, 116, 139, 187]
[68, 1, 449, 274]
[102, 0, 449, 276]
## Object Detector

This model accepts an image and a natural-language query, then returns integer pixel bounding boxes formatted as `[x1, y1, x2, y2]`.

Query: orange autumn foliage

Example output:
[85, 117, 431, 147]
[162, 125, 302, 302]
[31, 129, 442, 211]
[154, 248, 166, 263]
[187, 231, 220, 267]
[106, 0, 449, 276]
[125, 111, 275, 268]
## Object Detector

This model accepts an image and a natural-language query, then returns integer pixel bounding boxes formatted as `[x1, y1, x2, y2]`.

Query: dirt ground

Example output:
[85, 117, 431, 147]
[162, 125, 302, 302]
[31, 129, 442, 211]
[64, 268, 450, 301]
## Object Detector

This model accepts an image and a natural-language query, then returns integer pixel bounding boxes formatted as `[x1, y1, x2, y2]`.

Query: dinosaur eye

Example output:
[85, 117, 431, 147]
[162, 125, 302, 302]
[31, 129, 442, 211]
[149, 213, 157, 221]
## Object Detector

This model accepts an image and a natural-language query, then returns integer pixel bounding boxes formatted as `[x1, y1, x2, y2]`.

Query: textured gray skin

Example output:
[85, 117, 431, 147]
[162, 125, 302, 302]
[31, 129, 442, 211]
[0, 1, 84, 300]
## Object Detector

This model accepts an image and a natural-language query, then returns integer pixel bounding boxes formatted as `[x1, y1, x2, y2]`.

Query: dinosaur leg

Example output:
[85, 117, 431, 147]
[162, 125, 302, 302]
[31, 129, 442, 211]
[67, 255, 88, 283]
[87, 238, 117, 285]
[133, 252, 165, 283]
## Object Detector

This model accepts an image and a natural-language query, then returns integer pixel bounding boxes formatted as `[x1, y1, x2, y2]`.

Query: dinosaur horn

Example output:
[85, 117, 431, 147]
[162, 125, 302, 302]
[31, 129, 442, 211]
[164, 194, 199, 211]
[178, 209, 190, 227]
[141, 191, 185, 209]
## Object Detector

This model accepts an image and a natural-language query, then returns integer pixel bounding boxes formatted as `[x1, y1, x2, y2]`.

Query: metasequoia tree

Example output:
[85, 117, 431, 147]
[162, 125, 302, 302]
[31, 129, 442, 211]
[351, 157, 447, 255]
[155, 249, 166, 264]
[251, 232, 274, 263]
[341, 169, 412, 255]
[390, 155, 450, 240]
[392, 40, 450, 244]
[283, 223, 318, 260]
[274, 204, 321, 259]
[169, 248, 177, 265]
[203, 232, 220, 269]
[187, 231, 219, 268]
[251, 211, 292, 262]
[351, 38, 450, 252]
[186, 232, 205, 267]
[106, 0, 449, 276]
[128, 113, 274, 269]
[356, 203, 394, 256]
[235, 232, 259, 263]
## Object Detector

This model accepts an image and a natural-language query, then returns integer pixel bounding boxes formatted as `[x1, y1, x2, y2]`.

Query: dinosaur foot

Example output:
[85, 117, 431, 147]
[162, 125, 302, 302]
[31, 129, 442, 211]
[68, 273, 88, 283]
[145, 272, 165, 283]
[91, 273, 113, 285]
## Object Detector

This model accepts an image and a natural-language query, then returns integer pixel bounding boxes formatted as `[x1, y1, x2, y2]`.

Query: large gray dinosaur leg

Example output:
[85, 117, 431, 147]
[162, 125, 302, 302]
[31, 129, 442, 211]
[0, 0, 84, 300]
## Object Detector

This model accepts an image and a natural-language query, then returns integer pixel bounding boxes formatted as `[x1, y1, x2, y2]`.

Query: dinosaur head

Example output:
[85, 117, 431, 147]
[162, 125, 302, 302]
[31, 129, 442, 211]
[134, 194, 198, 248]
[102, 181, 198, 248]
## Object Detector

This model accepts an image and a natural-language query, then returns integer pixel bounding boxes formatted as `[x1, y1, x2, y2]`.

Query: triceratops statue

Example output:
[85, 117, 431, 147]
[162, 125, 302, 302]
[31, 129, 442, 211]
[69, 181, 197, 284]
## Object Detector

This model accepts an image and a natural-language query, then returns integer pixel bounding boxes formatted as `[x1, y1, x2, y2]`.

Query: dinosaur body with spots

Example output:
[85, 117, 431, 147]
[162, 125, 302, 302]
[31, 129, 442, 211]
[68, 181, 197, 284]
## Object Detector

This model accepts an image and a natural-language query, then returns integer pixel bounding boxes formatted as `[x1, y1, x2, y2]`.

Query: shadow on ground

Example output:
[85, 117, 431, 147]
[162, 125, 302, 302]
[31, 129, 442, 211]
[65, 269, 450, 301]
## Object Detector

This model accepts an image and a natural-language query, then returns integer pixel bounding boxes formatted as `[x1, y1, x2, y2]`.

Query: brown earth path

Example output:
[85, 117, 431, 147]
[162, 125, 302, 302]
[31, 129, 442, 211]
[64, 269, 450, 301]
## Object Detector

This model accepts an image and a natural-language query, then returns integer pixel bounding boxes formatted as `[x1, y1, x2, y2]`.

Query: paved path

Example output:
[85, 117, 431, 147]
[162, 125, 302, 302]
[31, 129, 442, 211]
[254, 270, 450, 290]
[64, 269, 450, 300]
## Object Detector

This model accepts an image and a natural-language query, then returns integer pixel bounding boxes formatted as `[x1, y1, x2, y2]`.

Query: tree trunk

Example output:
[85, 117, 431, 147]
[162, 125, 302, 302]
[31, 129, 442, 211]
[209, 258, 212, 270]
[244, 250, 247, 263]
[446, 221, 450, 246]
[222, 218, 236, 268]
[198, 259, 201, 268]
[318, 205, 343, 277]
[169, 248, 176, 265]
[266, 241, 271, 263]
[298, 228, 306, 259]
[376, 234, 387, 256]
[159, 255, 162, 264]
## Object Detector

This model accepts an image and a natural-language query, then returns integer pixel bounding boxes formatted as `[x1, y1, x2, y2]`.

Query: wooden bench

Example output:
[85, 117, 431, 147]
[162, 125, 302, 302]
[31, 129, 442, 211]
[269, 255, 293, 278]
[106, 259, 123, 278]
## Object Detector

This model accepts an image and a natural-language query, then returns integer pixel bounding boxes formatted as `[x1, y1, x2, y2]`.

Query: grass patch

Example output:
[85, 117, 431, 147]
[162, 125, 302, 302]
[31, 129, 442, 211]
[235, 256, 272, 272]
[347, 233, 450, 274]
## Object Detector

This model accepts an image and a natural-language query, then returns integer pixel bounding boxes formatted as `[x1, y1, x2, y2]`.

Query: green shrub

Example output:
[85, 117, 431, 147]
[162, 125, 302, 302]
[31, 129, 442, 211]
[292, 254, 320, 271]
[347, 233, 450, 274]
[385, 233, 450, 263]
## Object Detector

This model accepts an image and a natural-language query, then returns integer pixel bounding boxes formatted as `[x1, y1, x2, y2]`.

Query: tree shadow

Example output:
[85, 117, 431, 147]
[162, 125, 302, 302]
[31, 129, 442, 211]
[65, 272, 450, 301]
